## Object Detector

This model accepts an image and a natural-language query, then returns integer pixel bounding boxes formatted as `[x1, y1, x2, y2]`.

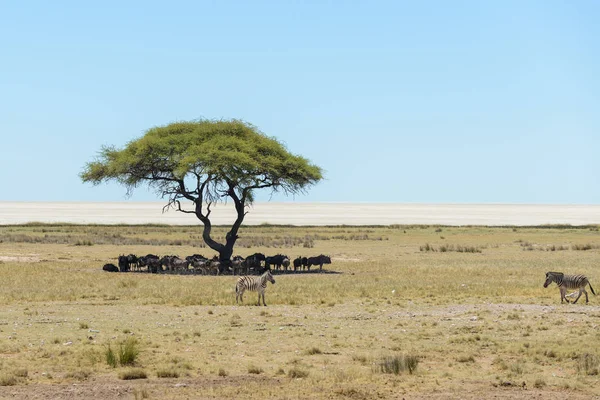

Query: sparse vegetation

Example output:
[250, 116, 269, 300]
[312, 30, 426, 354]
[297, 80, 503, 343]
[118, 338, 140, 366]
[157, 368, 180, 378]
[420, 243, 483, 253]
[0, 224, 599, 398]
[118, 368, 147, 380]
[375, 354, 419, 375]
[105, 344, 117, 368]
[247, 365, 263, 374]
[287, 367, 309, 378]
[0, 374, 18, 386]
[577, 353, 600, 376]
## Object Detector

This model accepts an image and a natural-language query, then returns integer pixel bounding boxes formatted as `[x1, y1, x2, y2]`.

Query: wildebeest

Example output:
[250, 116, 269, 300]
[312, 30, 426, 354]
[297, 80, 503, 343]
[118, 255, 129, 272]
[187, 254, 209, 274]
[138, 254, 160, 273]
[102, 263, 119, 272]
[243, 253, 266, 275]
[231, 255, 245, 275]
[126, 254, 138, 271]
[293, 256, 302, 271]
[160, 255, 189, 273]
[307, 254, 332, 272]
[265, 254, 289, 271]
[281, 257, 290, 272]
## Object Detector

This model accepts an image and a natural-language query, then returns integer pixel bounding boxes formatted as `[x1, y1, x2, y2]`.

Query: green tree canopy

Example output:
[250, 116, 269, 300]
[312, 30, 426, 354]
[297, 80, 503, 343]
[81, 119, 323, 262]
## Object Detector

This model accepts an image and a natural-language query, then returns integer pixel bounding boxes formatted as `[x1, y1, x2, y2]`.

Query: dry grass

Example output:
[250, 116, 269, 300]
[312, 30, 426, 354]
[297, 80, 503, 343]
[0, 224, 599, 398]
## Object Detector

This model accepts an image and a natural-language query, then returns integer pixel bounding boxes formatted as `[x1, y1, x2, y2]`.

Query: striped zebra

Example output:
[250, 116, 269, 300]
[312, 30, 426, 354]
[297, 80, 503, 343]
[235, 269, 276, 306]
[543, 272, 596, 304]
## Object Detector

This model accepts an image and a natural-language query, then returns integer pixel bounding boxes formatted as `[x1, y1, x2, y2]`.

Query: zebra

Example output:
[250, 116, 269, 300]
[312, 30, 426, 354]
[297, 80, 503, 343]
[543, 272, 596, 304]
[235, 269, 276, 306]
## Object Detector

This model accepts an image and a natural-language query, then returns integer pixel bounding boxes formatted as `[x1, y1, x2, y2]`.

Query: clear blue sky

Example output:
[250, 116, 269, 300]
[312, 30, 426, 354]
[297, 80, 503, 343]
[1, 1, 598, 204]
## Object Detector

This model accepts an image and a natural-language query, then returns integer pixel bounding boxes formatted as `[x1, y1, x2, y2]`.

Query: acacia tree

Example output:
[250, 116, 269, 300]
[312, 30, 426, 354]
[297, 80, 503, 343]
[80, 119, 323, 263]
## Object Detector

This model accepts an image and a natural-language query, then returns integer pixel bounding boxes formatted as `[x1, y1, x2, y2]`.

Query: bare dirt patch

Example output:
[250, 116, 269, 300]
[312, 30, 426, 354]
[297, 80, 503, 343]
[0, 255, 39, 263]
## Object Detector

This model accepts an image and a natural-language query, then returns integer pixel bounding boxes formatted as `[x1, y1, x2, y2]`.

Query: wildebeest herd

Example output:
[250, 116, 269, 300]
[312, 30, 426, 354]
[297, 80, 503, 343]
[102, 253, 332, 275]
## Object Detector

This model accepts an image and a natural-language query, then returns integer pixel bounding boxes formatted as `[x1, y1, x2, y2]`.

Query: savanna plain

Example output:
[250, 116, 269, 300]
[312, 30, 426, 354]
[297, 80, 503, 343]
[0, 224, 599, 399]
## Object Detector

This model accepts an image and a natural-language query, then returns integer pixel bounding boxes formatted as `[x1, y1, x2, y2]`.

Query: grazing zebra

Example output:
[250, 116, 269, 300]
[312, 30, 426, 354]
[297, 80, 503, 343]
[543, 272, 596, 304]
[235, 269, 276, 306]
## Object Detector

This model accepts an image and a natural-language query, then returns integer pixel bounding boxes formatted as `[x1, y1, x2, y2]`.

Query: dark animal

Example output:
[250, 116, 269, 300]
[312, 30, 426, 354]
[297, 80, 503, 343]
[243, 253, 266, 275]
[160, 255, 189, 273]
[235, 269, 276, 306]
[265, 254, 289, 271]
[126, 254, 138, 271]
[281, 257, 290, 272]
[231, 255, 245, 275]
[118, 255, 129, 272]
[307, 254, 332, 272]
[103, 263, 119, 272]
[544, 272, 596, 304]
[293, 256, 302, 271]
[301, 257, 308, 270]
[186, 254, 209, 274]
[138, 254, 160, 273]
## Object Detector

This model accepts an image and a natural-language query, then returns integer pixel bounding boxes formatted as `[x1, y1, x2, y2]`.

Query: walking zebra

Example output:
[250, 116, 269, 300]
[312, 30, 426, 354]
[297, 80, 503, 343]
[543, 272, 596, 304]
[235, 269, 276, 306]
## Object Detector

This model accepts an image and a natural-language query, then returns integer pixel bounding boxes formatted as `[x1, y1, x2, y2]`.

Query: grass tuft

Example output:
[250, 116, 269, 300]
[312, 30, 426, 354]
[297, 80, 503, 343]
[247, 365, 263, 374]
[119, 368, 147, 380]
[375, 354, 419, 375]
[157, 368, 180, 378]
[0, 374, 17, 386]
[118, 337, 140, 366]
[287, 367, 309, 378]
[577, 353, 600, 376]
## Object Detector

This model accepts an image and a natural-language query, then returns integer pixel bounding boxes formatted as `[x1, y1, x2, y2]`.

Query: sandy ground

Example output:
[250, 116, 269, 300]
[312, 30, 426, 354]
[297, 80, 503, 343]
[1, 302, 599, 400]
[1, 202, 599, 226]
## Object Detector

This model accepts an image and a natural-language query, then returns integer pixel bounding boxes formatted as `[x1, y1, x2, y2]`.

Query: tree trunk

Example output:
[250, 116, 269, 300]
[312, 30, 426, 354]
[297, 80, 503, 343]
[218, 201, 246, 271]
[195, 197, 246, 273]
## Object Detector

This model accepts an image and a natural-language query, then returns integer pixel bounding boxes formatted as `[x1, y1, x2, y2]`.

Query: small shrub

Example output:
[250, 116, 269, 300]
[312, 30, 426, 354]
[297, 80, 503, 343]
[133, 388, 150, 400]
[573, 243, 594, 251]
[544, 349, 556, 358]
[0, 374, 17, 386]
[305, 347, 322, 355]
[157, 368, 180, 378]
[420, 243, 436, 252]
[247, 365, 263, 374]
[506, 312, 520, 320]
[534, 378, 546, 388]
[106, 344, 117, 368]
[119, 368, 147, 380]
[13, 368, 28, 378]
[352, 354, 369, 365]
[457, 355, 475, 363]
[79, 322, 89, 329]
[119, 337, 139, 366]
[510, 362, 524, 375]
[288, 367, 309, 378]
[577, 353, 600, 376]
[65, 369, 91, 381]
[218, 368, 227, 377]
[375, 354, 419, 375]
[230, 314, 242, 327]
